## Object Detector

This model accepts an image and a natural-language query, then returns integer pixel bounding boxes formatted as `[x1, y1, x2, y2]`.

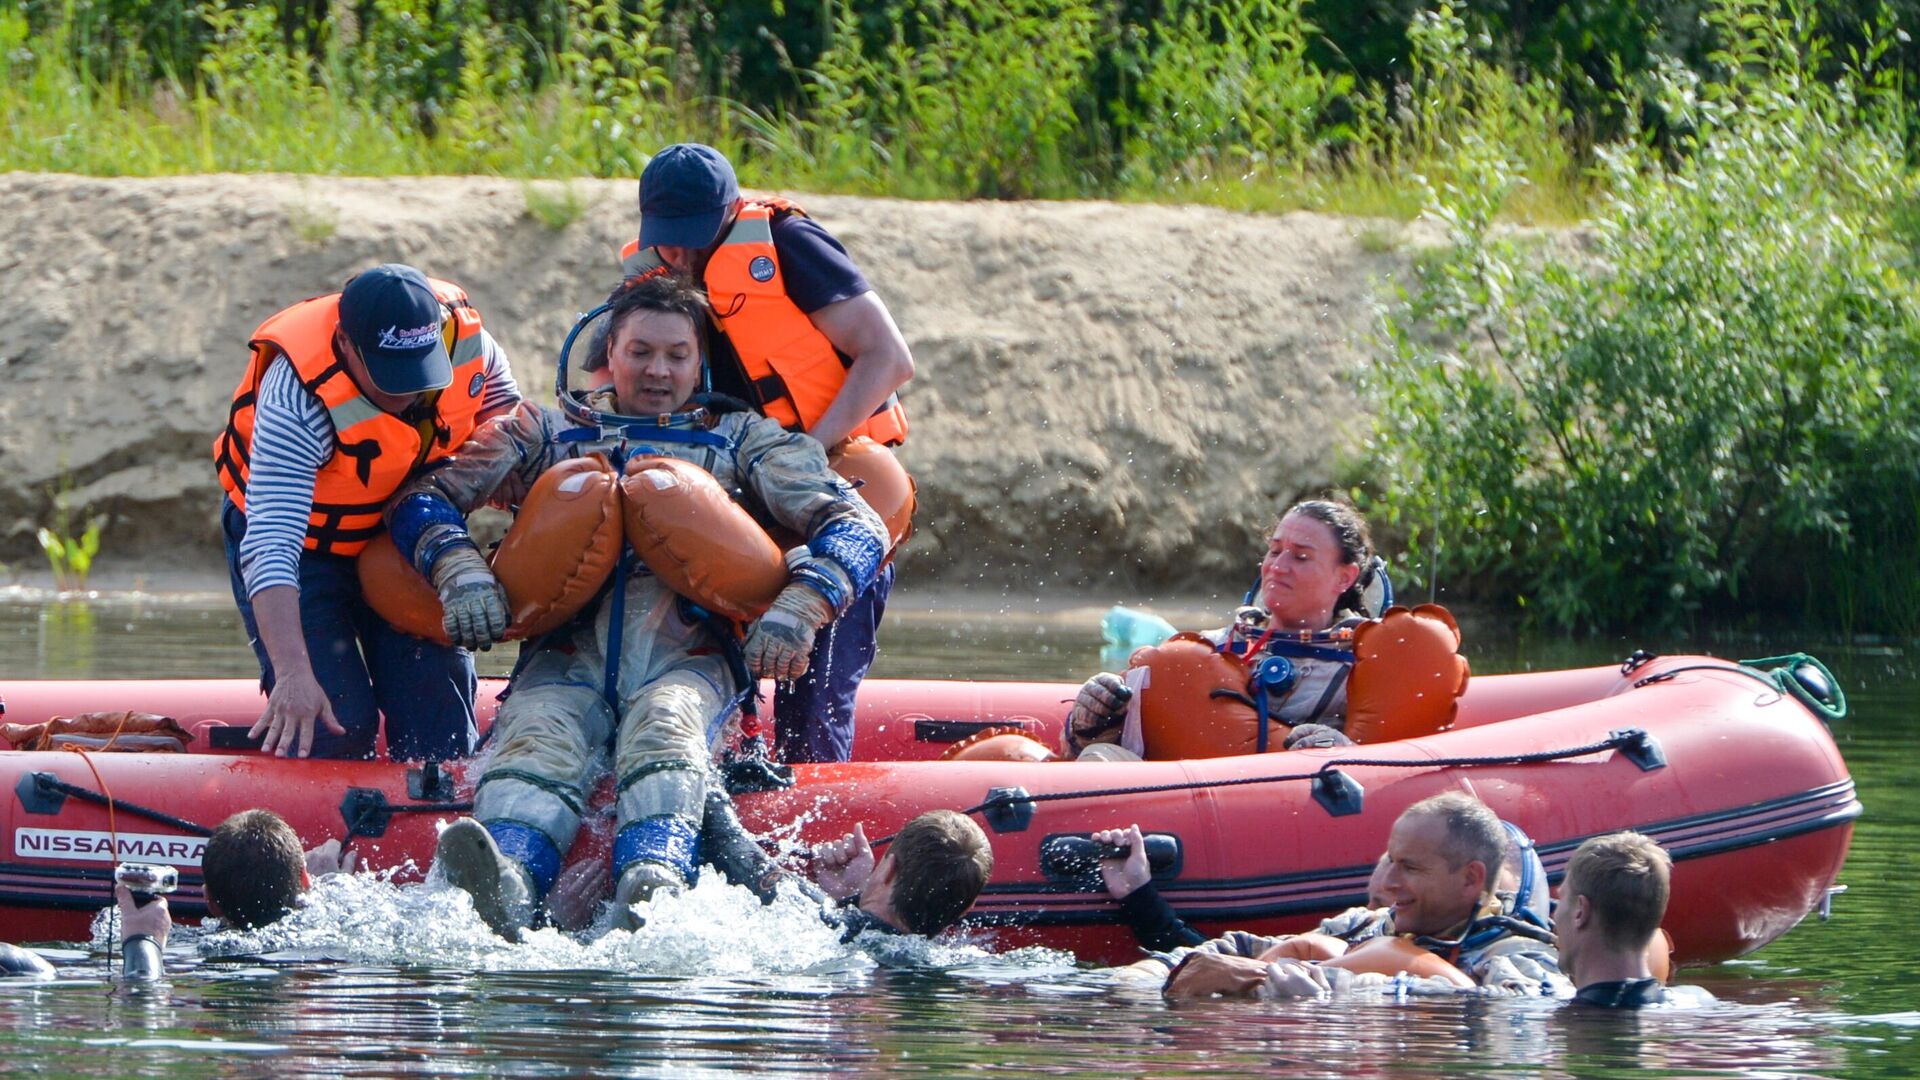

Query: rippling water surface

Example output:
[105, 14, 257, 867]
[2, 592, 1915, 1077]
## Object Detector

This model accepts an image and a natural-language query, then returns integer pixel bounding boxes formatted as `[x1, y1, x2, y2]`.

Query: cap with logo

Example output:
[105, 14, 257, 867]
[637, 143, 740, 251]
[338, 264, 453, 395]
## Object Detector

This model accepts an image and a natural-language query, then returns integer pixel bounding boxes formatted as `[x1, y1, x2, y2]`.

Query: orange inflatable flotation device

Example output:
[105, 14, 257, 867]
[1323, 935, 1474, 986]
[1344, 605, 1471, 744]
[1129, 634, 1277, 761]
[358, 532, 452, 644]
[1255, 932, 1350, 963]
[938, 726, 1058, 763]
[830, 437, 916, 552]
[1648, 927, 1674, 983]
[362, 455, 793, 636]
[490, 455, 624, 638]
[359, 457, 625, 644]
[620, 456, 788, 621]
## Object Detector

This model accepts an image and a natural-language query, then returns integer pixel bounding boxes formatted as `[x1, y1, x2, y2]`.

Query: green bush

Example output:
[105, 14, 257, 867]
[1366, 0, 1920, 632]
[1122, 0, 1350, 186]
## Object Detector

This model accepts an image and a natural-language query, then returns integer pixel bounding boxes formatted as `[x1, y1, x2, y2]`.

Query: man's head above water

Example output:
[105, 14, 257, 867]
[203, 809, 309, 930]
[600, 272, 711, 416]
[1377, 792, 1506, 938]
[814, 811, 995, 936]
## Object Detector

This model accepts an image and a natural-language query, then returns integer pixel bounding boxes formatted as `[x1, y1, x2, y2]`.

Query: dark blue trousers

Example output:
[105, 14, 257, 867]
[222, 500, 476, 761]
[773, 562, 892, 763]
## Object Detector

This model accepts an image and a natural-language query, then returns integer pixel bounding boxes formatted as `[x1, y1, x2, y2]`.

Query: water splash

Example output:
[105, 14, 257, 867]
[174, 869, 1076, 981]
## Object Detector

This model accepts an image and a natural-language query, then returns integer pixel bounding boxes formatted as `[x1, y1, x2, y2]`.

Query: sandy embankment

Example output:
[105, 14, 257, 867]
[0, 174, 1407, 598]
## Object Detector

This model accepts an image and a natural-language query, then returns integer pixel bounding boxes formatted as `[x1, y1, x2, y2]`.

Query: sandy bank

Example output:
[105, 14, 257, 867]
[0, 173, 1406, 591]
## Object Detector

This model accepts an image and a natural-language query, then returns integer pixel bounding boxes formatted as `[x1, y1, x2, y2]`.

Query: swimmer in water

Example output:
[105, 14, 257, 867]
[546, 793, 993, 939]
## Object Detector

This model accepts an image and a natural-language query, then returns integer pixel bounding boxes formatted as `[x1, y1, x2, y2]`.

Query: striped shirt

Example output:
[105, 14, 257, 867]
[236, 329, 519, 597]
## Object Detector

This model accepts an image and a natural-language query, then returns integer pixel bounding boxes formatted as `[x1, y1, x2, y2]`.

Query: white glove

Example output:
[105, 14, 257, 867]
[744, 581, 836, 680]
[431, 543, 510, 650]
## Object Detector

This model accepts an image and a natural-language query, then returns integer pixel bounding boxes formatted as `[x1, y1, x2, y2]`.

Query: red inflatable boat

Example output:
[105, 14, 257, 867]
[0, 654, 1857, 964]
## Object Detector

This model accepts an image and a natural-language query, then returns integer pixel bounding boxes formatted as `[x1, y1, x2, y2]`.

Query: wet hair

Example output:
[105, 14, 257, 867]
[1562, 832, 1671, 951]
[886, 810, 994, 935]
[582, 271, 709, 373]
[202, 809, 306, 930]
[1402, 792, 1505, 890]
[1279, 499, 1375, 616]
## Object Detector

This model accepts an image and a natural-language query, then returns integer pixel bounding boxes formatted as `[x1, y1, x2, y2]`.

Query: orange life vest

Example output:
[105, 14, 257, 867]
[619, 199, 910, 446]
[212, 279, 489, 556]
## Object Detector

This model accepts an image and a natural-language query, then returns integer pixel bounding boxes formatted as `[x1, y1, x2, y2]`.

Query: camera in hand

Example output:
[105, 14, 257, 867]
[114, 863, 179, 907]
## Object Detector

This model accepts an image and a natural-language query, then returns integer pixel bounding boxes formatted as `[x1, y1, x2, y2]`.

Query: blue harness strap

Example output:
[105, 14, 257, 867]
[678, 597, 758, 723]
[553, 423, 731, 451]
[600, 446, 634, 713]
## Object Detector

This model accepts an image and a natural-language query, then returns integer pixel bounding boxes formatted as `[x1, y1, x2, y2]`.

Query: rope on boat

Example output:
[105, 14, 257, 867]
[1630, 652, 1848, 722]
[873, 729, 1648, 848]
[23, 772, 214, 837]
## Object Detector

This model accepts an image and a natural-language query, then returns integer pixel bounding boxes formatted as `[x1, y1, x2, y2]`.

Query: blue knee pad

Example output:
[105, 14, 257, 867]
[483, 820, 561, 897]
[613, 817, 701, 882]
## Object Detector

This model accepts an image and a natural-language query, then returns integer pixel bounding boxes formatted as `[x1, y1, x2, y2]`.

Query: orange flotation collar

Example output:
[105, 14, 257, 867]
[1124, 605, 1471, 760]
[358, 454, 787, 640]
[1344, 605, 1471, 744]
[938, 727, 1059, 763]
[1323, 935, 1475, 986]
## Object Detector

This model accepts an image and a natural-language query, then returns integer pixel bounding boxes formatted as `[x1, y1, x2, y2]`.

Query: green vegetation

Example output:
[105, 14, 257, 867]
[286, 194, 337, 243]
[38, 504, 103, 592]
[522, 180, 588, 229]
[1365, 0, 1920, 633]
[6, 1, 1911, 218]
[0, 0, 1858, 219]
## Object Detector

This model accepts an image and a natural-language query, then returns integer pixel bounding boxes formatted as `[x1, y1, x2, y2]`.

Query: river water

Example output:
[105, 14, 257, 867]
[1, 592, 1915, 1077]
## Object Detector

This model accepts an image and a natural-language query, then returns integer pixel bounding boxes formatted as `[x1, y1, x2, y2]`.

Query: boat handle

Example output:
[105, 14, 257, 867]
[1039, 832, 1182, 885]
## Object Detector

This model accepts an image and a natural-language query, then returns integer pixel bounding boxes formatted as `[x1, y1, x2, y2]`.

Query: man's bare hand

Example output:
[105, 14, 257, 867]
[546, 860, 612, 932]
[1092, 824, 1151, 900]
[305, 838, 358, 878]
[249, 667, 345, 758]
[812, 821, 876, 901]
[114, 883, 171, 950]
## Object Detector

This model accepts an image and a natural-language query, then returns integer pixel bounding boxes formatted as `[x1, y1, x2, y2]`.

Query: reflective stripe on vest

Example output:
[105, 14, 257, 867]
[212, 278, 489, 556]
[617, 200, 909, 446]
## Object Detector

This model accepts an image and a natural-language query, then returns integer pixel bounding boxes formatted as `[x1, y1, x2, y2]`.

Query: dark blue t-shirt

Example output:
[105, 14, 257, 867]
[770, 211, 871, 313]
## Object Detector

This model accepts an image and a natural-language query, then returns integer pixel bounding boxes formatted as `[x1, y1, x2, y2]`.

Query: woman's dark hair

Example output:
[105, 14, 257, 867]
[1281, 498, 1375, 615]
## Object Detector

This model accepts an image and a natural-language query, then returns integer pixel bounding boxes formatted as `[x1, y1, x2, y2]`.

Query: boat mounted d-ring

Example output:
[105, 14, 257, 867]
[982, 786, 1034, 833]
[1311, 768, 1364, 817]
[1610, 728, 1668, 772]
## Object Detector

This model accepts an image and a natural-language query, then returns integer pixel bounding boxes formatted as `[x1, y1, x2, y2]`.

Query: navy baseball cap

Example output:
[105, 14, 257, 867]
[338, 264, 453, 395]
[637, 143, 740, 250]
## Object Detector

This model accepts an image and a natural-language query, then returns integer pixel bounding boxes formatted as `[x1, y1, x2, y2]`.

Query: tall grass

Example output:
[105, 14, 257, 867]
[0, 0, 1592, 217]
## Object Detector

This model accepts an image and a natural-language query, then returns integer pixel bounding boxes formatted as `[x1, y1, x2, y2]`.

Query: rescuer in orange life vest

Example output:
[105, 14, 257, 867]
[619, 143, 914, 765]
[212, 264, 520, 761]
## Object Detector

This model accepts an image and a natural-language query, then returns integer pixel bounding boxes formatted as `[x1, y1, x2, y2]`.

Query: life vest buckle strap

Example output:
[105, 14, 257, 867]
[751, 372, 791, 409]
